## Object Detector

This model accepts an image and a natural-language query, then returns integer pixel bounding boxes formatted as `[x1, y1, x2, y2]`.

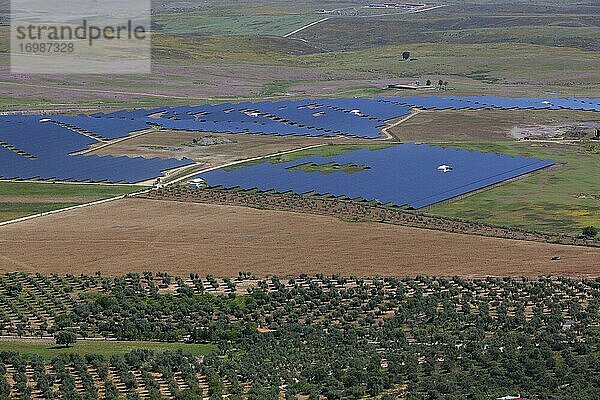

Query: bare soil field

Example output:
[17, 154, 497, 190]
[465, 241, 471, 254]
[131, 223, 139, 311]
[390, 109, 600, 142]
[0, 198, 598, 277]
[90, 130, 358, 167]
[141, 187, 598, 247]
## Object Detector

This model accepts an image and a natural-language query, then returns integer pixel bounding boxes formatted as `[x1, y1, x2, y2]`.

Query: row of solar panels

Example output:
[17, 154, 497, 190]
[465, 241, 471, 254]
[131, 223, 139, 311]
[0, 116, 193, 183]
[50, 115, 150, 140]
[380, 96, 600, 111]
[33, 96, 599, 141]
[0, 116, 96, 155]
[0, 152, 191, 183]
[61, 99, 412, 139]
[197, 144, 555, 209]
[147, 100, 397, 139]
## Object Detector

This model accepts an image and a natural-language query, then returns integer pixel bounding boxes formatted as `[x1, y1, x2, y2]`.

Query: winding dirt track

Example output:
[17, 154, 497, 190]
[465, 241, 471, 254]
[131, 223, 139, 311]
[0, 198, 598, 278]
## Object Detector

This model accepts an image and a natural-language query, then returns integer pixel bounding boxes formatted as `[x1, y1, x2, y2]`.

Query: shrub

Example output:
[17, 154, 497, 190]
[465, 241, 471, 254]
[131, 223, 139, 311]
[582, 226, 598, 238]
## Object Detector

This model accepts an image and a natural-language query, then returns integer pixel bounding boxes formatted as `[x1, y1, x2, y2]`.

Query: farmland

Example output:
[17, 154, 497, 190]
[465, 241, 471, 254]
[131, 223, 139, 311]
[0, 272, 599, 398]
[0, 99, 599, 273]
[140, 187, 597, 247]
[0, 198, 598, 277]
[0, 182, 140, 223]
[389, 109, 600, 142]
[2, 39, 599, 109]
[152, 14, 320, 36]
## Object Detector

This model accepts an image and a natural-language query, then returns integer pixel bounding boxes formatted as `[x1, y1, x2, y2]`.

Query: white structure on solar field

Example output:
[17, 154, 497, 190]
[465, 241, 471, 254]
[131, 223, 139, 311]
[437, 164, 453, 173]
[188, 178, 206, 189]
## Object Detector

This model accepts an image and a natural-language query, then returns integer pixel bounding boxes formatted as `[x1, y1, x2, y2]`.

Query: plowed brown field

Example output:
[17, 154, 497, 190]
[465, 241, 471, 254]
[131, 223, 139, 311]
[0, 198, 598, 277]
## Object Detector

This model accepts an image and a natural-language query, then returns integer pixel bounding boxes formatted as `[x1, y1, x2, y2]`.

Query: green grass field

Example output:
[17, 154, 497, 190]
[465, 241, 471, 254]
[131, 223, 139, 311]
[0, 202, 81, 222]
[0, 182, 141, 223]
[153, 13, 319, 36]
[0, 340, 215, 361]
[260, 80, 298, 96]
[296, 42, 600, 89]
[300, 17, 600, 52]
[0, 182, 141, 199]
[429, 142, 600, 236]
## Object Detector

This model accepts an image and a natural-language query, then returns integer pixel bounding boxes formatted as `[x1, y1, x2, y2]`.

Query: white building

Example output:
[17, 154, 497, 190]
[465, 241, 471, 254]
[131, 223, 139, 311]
[188, 178, 206, 188]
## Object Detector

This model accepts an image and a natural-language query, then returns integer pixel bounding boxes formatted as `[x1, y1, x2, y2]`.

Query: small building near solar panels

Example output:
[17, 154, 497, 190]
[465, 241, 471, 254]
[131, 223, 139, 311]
[188, 178, 206, 189]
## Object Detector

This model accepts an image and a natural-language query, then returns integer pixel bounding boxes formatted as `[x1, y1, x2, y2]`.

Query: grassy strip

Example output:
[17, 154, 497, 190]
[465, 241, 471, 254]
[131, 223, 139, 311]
[0, 182, 142, 222]
[0, 202, 81, 223]
[0, 340, 216, 361]
[153, 13, 320, 36]
[260, 80, 297, 96]
[0, 182, 140, 199]
[162, 164, 206, 184]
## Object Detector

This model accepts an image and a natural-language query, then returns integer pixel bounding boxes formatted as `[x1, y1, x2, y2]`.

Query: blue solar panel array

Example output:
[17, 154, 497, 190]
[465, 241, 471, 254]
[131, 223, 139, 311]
[0, 116, 193, 183]
[197, 144, 555, 209]
[50, 115, 150, 140]
[4, 95, 591, 188]
[379, 96, 600, 112]
[27, 96, 600, 140]
[136, 100, 402, 138]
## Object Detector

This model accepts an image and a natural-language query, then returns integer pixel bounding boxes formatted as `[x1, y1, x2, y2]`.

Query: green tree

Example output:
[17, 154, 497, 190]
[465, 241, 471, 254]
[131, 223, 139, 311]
[55, 330, 77, 347]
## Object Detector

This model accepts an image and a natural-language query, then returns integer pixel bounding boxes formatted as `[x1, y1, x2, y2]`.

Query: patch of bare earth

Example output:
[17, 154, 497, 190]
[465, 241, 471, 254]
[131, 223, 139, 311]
[90, 130, 361, 166]
[390, 109, 600, 142]
[0, 198, 598, 278]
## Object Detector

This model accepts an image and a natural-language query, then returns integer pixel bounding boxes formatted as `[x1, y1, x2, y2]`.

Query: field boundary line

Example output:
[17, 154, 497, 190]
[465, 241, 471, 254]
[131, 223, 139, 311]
[0, 81, 219, 101]
[320, 4, 449, 19]
[283, 18, 330, 38]
[0, 108, 101, 116]
[0, 190, 150, 227]
[0, 336, 116, 341]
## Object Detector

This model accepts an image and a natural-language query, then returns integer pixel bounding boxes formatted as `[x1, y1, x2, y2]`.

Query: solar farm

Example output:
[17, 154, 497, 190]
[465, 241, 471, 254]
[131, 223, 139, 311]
[8, 96, 599, 142]
[1, 95, 597, 206]
[198, 143, 554, 209]
[0, 116, 192, 184]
